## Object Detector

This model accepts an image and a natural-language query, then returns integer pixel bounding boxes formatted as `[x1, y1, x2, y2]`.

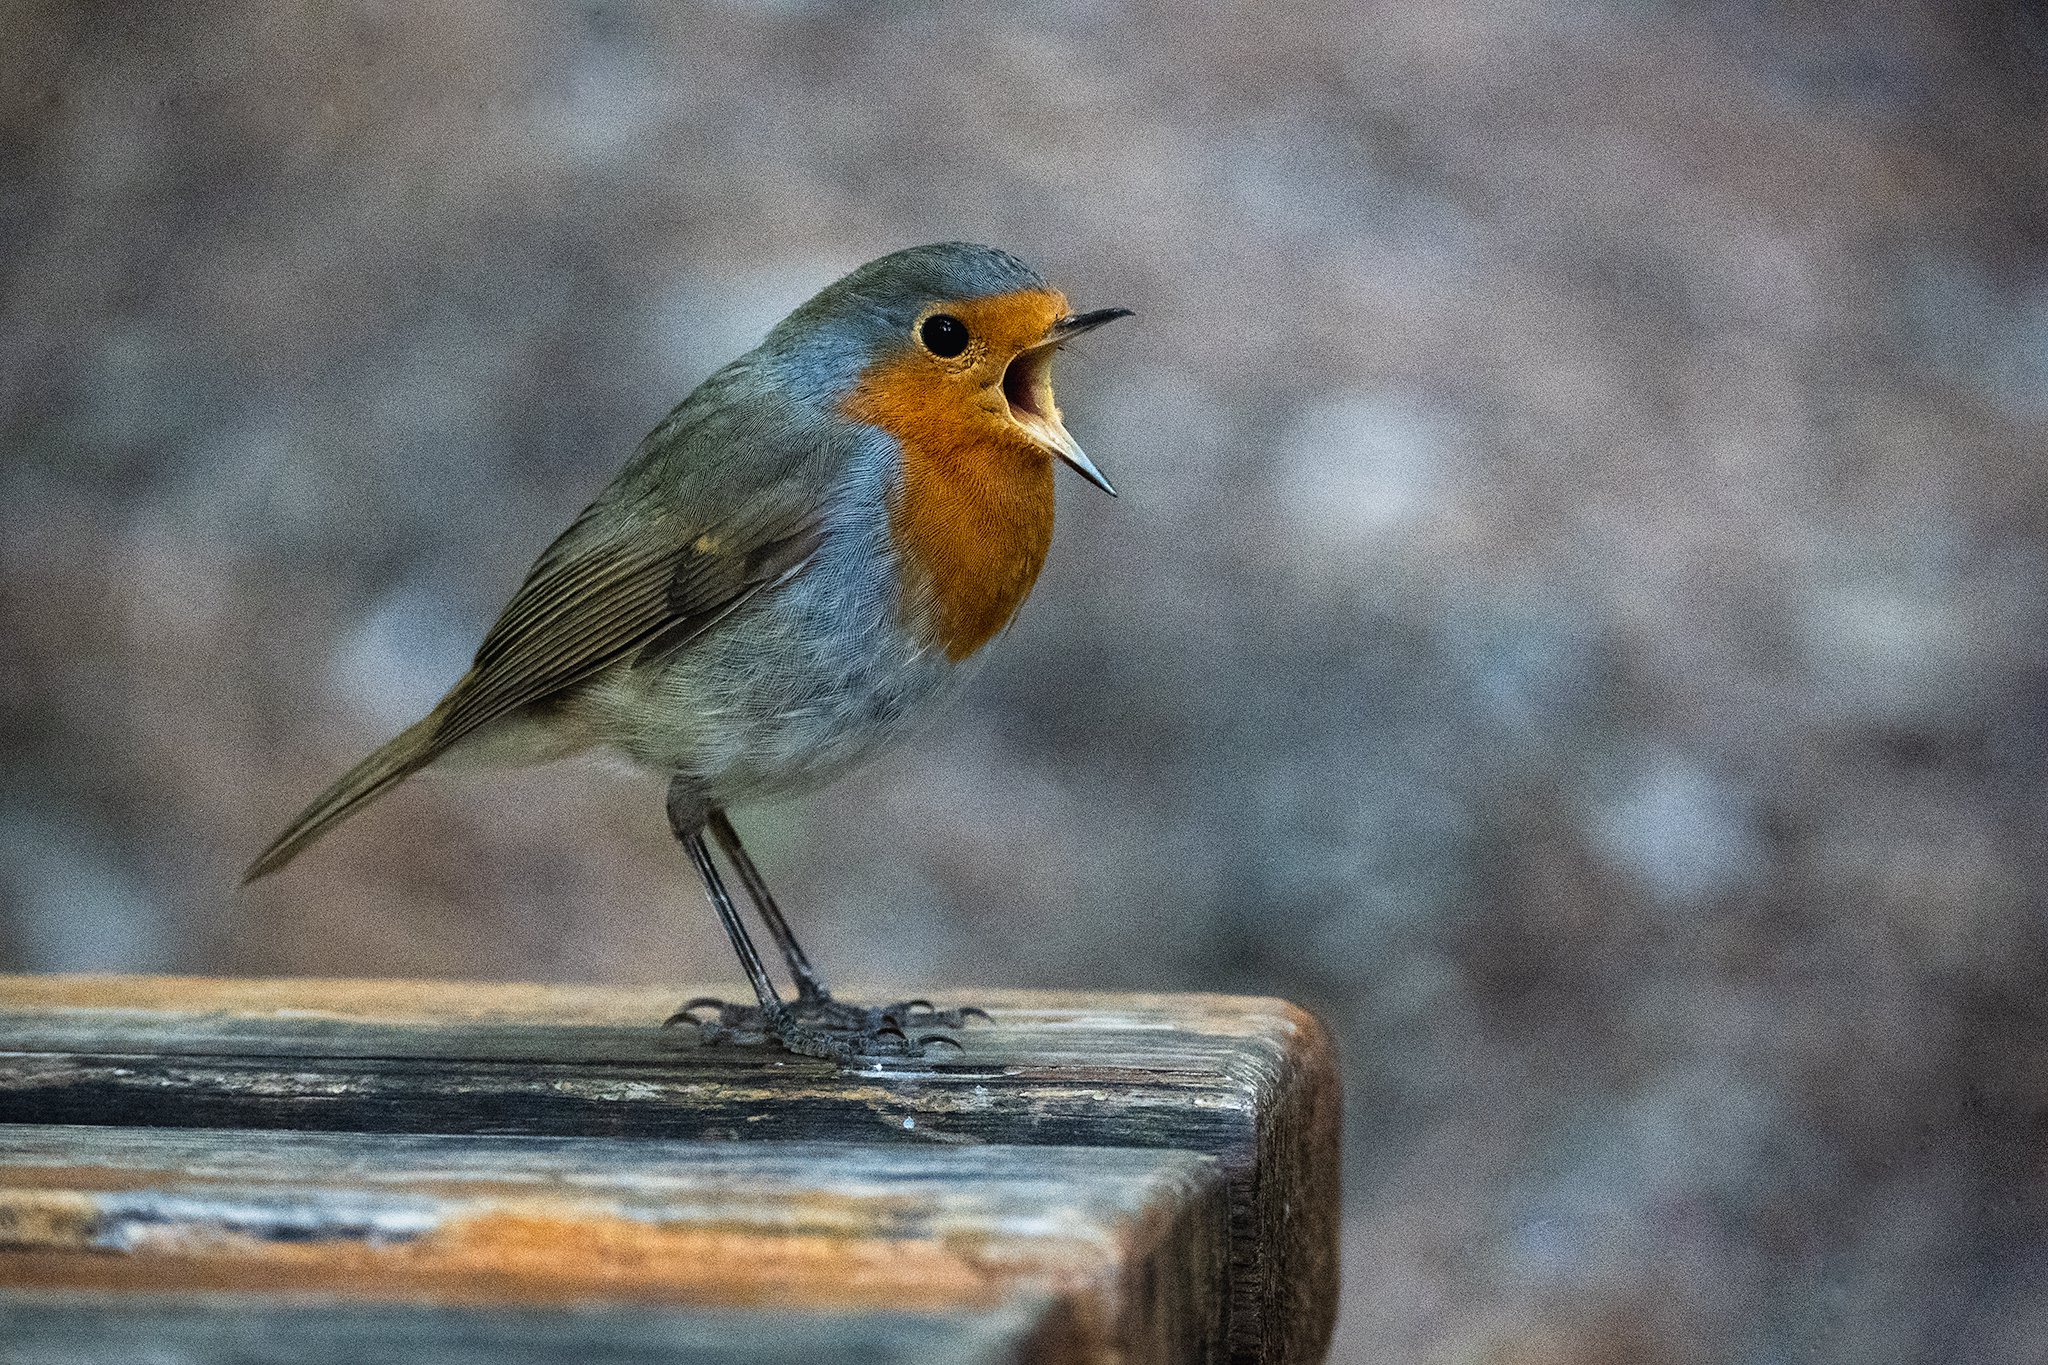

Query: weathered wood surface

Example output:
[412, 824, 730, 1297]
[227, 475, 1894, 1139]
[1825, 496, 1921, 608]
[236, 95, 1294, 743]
[0, 1128, 1223, 1363]
[0, 976, 1340, 1363]
[0, 1294, 1060, 1364]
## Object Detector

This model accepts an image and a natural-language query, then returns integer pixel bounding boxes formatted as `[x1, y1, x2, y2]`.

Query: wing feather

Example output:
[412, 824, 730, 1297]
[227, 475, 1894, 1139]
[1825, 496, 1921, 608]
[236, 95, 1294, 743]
[428, 485, 824, 755]
[243, 364, 842, 882]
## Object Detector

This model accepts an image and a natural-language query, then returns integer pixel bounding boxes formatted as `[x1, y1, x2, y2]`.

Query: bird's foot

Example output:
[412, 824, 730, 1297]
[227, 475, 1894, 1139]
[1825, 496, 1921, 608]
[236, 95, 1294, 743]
[793, 989, 993, 1034]
[662, 992, 990, 1061]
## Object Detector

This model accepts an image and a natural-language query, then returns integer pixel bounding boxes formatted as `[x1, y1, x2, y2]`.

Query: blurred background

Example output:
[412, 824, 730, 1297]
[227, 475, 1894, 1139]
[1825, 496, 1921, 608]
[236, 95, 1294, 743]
[4, 0, 2045, 1358]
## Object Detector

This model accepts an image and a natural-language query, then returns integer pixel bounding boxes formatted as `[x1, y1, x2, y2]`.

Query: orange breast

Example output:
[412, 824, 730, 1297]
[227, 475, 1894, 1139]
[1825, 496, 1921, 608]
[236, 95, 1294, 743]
[842, 290, 1068, 661]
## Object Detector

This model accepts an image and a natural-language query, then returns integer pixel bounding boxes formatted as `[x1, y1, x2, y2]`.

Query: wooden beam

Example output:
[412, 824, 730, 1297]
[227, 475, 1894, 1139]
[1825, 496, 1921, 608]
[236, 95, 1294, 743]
[0, 976, 1340, 1363]
[0, 1293, 1066, 1364]
[0, 1126, 1226, 1362]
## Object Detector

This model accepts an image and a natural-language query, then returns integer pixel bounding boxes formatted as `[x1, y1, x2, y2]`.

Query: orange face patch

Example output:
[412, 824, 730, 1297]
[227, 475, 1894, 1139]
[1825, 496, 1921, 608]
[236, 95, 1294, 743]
[842, 288, 1072, 661]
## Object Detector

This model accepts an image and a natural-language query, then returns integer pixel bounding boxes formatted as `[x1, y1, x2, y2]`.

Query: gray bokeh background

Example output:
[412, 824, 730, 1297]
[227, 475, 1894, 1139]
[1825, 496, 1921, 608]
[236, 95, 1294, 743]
[5, 1, 2045, 1358]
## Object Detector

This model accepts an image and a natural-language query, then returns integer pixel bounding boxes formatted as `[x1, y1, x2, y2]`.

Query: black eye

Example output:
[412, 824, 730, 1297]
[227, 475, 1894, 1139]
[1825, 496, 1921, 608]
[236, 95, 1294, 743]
[919, 313, 969, 358]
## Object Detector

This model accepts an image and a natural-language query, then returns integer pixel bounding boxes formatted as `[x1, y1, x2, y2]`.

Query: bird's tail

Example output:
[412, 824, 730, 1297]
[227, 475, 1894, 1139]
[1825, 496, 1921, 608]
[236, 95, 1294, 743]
[242, 696, 456, 883]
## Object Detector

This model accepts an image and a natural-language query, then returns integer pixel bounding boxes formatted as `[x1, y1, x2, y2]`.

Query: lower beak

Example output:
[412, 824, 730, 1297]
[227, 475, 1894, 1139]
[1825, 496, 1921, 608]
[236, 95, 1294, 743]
[1045, 418, 1118, 497]
[1004, 307, 1132, 496]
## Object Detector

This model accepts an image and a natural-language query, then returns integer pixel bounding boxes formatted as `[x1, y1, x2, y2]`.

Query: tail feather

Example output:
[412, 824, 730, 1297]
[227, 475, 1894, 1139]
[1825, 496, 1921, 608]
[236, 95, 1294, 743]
[243, 700, 454, 883]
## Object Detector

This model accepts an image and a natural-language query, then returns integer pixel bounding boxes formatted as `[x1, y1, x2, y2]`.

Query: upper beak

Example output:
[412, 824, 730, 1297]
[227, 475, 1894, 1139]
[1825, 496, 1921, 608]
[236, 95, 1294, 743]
[1047, 306, 1135, 344]
[1011, 306, 1131, 496]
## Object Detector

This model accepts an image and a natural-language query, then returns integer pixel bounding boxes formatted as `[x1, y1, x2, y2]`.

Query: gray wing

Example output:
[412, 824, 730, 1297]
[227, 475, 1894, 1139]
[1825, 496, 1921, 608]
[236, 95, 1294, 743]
[244, 367, 840, 883]
[422, 369, 836, 760]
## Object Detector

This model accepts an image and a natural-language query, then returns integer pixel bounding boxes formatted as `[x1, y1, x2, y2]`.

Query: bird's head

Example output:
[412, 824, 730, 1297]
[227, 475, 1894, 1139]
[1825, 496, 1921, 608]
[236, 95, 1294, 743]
[764, 242, 1130, 494]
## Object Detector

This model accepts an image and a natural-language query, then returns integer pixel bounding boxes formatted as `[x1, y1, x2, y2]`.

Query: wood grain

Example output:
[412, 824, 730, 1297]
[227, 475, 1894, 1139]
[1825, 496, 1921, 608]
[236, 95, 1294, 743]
[0, 1292, 1065, 1365]
[0, 976, 1340, 1363]
[0, 1127, 1225, 1362]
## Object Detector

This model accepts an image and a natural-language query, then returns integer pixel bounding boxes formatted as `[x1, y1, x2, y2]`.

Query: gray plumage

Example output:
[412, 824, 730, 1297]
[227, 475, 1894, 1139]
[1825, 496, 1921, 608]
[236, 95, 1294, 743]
[245, 244, 1033, 881]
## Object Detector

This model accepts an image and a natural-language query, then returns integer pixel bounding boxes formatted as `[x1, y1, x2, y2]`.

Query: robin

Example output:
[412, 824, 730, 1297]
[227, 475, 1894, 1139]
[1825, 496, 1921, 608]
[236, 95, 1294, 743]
[245, 242, 1129, 1061]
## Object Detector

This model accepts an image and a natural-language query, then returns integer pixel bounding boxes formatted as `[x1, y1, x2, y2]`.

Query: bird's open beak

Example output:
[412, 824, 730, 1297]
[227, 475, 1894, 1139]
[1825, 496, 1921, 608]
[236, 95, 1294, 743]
[1001, 307, 1133, 497]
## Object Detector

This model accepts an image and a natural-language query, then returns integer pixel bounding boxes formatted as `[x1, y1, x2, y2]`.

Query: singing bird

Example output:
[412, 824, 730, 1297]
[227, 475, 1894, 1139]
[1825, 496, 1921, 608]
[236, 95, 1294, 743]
[246, 243, 1129, 1060]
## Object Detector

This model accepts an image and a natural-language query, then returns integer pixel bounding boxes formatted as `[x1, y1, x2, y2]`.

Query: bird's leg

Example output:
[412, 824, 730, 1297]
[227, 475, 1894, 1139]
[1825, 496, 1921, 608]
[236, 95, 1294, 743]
[705, 806, 992, 1037]
[665, 824, 808, 1040]
[662, 784, 985, 1059]
[677, 827, 780, 1011]
[665, 784, 938, 1060]
[707, 809, 833, 1007]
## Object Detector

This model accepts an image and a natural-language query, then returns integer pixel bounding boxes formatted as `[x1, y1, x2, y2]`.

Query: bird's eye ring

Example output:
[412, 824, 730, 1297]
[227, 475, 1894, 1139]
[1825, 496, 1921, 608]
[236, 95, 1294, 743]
[919, 313, 970, 358]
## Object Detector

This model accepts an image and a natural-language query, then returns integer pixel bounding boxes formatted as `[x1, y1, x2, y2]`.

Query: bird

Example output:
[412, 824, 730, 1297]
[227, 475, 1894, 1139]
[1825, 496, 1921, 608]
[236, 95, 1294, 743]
[244, 242, 1129, 1061]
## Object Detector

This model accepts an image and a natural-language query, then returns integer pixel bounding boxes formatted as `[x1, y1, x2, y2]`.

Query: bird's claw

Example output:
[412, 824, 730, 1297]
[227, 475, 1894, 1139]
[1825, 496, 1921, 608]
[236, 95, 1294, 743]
[660, 996, 729, 1028]
[879, 1000, 991, 1030]
[664, 994, 991, 1061]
